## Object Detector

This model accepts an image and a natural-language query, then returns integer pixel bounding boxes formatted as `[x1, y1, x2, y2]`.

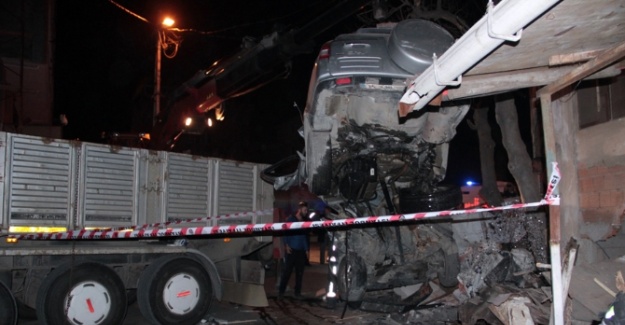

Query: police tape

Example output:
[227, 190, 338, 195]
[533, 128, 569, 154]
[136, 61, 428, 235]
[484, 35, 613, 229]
[14, 197, 558, 240]
[14, 164, 561, 241]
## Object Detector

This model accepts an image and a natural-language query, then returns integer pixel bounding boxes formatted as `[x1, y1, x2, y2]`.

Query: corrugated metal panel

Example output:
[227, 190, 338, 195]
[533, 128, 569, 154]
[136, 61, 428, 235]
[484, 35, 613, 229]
[82, 144, 137, 226]
[166, 154, 210, 220]
[216, 161, 255, 217]
[8, 135, 72, 224]
[1, 132, 274, 231]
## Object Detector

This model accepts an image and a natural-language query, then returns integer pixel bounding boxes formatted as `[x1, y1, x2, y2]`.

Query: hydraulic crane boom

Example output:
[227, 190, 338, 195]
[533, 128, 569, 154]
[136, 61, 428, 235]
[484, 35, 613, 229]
[150, 0, 371, 150]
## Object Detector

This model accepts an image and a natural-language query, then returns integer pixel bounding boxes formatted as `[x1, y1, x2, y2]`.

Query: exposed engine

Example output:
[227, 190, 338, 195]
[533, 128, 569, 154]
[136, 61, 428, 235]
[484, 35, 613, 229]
[331, 121, 443, 205]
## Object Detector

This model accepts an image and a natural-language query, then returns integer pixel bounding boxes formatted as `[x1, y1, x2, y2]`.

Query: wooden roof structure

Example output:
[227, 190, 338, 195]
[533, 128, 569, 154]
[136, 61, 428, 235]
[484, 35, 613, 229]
[445, 0, 625, 100]
[425, 2, 625, 324]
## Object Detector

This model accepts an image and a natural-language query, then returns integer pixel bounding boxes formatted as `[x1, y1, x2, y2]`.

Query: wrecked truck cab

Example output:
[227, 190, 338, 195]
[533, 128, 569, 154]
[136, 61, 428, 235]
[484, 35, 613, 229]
[303, 18, 468, 207]
[262, 19, 471, 307]
[298, 19, 470, 306]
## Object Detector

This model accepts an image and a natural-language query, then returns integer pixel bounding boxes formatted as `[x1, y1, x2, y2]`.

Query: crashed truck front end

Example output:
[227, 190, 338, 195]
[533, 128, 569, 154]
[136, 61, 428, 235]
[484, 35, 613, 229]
[304, 19, 468, 209]
[297, 19, 472, 305]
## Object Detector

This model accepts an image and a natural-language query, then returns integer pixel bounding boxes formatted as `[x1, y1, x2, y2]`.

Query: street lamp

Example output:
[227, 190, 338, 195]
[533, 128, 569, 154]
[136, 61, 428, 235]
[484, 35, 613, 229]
[154, 17, 177, 126]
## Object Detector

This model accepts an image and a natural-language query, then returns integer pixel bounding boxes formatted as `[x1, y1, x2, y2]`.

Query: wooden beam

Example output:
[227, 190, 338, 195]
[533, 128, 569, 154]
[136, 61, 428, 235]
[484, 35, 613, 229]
[548, 49, 605, 66]
[445, 65, 621, 101]
[537, 41, 625, 97]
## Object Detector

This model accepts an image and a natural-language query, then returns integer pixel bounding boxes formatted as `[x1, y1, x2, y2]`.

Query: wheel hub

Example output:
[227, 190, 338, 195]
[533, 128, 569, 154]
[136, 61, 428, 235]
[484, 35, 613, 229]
[162, 273, 200, 315]
[65, 281, 111, 325]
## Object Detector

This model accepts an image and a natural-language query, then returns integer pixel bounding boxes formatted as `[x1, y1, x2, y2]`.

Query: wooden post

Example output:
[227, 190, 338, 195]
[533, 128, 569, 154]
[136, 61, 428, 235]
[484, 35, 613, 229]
[540, 93, 564, 325]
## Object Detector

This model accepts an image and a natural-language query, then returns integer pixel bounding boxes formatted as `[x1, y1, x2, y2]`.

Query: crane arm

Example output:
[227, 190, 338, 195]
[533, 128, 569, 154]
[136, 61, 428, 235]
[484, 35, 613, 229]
[149, 0, 371, 150]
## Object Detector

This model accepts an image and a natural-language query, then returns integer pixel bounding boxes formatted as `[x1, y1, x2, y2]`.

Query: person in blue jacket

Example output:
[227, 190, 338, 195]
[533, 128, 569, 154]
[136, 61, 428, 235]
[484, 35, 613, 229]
[278, 201, 309, 299]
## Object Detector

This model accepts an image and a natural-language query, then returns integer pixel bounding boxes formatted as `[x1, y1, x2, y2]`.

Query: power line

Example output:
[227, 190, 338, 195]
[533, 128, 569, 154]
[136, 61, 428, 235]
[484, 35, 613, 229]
[107, 0, 332, 37]
[107, 0, 149, 24]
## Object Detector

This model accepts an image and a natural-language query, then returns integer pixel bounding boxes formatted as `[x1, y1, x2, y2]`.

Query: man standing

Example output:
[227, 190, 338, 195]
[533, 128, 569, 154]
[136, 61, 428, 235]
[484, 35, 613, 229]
[278, 201, 309, 299]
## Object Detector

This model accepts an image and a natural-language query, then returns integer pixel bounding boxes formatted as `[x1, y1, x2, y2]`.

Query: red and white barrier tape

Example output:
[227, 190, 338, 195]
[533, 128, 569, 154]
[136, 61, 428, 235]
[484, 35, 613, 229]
[14, 164, 561, 241]
[15, 197, 557, 240]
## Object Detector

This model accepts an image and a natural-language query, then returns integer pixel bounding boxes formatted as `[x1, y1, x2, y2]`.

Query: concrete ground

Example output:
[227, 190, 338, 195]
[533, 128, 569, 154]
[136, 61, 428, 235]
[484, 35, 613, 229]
[213, 239, 389, 325]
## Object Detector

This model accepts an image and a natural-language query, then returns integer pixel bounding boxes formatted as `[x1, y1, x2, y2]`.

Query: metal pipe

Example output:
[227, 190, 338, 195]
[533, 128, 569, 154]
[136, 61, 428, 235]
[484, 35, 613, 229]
[399, 0, 561, 115]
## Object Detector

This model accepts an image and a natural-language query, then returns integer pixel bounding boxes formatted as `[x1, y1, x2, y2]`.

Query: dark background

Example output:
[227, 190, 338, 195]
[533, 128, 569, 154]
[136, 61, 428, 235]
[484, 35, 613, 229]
[53, 0, 529, 186]
[54, 0, 359, 158]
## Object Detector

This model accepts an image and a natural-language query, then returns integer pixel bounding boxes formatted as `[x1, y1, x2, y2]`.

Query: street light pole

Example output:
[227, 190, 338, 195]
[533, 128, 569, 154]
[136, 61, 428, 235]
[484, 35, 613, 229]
[153, 17, 175, 127]
[153, 30, 162, 126]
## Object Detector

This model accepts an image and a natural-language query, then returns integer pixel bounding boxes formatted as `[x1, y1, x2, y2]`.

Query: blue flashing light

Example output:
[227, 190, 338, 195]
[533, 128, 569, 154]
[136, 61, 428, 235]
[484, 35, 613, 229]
[466, 180, 475, 186]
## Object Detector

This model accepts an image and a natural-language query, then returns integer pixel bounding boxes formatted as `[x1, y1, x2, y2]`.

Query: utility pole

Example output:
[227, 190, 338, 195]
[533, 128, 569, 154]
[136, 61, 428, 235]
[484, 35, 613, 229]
[153, 17, 175, 126]
[153, 30, 162, 126]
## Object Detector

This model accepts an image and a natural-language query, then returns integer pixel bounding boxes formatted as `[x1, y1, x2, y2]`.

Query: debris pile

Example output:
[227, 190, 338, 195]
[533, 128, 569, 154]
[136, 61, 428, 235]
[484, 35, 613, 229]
[329, 199, 553, 324]
[358, 202, 552, 324]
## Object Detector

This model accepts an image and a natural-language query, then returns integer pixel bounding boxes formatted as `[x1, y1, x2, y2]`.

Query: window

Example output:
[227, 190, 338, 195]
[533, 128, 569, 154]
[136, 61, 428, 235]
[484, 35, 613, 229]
[578, 71, 625, 129]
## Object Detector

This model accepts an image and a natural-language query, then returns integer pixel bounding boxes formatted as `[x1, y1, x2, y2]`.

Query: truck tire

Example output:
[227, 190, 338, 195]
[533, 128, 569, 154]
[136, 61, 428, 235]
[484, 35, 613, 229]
[0, 281, 17, 325]
[337, 254, 367, 306]
[432, 223, 460, 288]
[437, 248, 460, 288]
[137, 255, 213, 325]
[36, 262, 128, 325]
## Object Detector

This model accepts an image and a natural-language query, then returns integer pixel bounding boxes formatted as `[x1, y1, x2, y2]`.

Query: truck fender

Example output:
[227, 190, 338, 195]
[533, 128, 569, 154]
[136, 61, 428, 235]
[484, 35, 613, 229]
[186, 249, 223, 301]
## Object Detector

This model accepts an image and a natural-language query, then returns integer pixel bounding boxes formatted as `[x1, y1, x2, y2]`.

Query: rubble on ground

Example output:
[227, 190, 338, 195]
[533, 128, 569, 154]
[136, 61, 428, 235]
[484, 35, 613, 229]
[348, 199, 554, 324]
[289, 196, 625, 324]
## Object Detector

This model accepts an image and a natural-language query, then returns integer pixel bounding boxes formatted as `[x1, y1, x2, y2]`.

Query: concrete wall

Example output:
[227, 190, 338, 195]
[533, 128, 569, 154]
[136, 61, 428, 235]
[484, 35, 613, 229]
[577, 117, 625, 240]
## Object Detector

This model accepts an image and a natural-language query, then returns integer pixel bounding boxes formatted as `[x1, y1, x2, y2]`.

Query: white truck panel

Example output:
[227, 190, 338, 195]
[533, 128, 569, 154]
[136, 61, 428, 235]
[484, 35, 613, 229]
[80, 143, 140, 227]
[0, 132, 273, 232]
[3, 132, 74, 228]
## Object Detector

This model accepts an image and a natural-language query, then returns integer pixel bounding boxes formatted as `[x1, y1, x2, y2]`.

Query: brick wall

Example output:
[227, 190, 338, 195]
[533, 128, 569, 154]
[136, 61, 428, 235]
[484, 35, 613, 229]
[578, 163, 625, 237]
[577, 117, 625, 240]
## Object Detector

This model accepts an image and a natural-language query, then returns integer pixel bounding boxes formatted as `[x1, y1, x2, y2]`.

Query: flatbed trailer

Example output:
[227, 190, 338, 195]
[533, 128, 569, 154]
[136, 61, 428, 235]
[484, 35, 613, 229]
[0, 131, 274, 325]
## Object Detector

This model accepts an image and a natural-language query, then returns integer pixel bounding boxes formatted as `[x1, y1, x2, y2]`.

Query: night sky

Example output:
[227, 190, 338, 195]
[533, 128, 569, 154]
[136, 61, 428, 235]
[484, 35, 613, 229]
[52, 0, 525, 186]
[53, 0, 361, 161]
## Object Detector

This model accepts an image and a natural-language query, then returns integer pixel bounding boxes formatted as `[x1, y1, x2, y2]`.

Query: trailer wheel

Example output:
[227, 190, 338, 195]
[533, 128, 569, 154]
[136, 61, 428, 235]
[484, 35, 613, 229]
[36, 262, 127, 325]
[0, 281, 17, 325]
[137, 256, 213, 325]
